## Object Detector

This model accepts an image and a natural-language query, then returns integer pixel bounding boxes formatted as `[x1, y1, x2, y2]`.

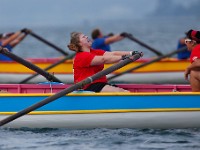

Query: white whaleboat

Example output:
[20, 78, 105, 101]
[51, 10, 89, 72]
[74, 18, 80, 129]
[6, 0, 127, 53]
[0, 83, 200, 129]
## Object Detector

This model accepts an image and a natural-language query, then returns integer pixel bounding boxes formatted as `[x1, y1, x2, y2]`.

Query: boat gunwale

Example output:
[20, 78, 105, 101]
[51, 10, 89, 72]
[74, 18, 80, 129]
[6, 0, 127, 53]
[0, 92, 199, 96]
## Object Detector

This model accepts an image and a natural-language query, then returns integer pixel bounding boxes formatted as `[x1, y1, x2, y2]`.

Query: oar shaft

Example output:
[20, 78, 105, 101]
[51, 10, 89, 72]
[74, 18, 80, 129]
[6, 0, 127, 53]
[0, 48, 62, 83]
[29, 31, 68, 56]
[0, 54, 141, 127]
[108, 46, 187, 80]
[19, 54, 75, 83]
[126, 34, 163, 56]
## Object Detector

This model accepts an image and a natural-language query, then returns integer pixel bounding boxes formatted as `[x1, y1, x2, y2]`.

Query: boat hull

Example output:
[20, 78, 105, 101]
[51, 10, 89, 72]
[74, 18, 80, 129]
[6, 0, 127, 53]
[0, 58, 190, 84]
[1, 91, 200, 129]
[0, 72, 189, 84]
[1, 111, 200, 129]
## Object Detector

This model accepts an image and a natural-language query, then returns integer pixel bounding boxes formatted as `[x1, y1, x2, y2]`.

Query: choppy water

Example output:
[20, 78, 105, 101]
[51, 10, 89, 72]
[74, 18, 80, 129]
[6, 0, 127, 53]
[1, 128, 200, 150]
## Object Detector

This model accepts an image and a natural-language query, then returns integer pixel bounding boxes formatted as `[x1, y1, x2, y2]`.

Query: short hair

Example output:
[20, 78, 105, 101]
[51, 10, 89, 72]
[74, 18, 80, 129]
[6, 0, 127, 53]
[91, 28, 100, 39]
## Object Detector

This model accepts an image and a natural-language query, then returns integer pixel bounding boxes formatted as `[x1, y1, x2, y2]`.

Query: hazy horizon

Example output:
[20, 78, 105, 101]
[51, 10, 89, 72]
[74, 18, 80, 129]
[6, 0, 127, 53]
[0, 0, 199, 28]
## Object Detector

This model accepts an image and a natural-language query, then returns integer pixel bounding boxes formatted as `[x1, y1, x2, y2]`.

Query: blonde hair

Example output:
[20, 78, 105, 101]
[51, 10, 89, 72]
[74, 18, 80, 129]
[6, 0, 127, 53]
[68, 32, 82, 52]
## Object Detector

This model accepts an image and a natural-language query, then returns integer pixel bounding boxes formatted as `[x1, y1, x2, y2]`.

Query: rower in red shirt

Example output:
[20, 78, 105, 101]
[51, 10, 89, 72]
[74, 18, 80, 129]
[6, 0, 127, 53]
[184, 29, 200, 92]
[67, 32, 143, 92]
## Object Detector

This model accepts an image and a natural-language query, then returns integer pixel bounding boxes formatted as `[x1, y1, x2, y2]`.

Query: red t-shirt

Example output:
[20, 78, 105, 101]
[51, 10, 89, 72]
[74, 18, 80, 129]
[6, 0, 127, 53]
[73, 49, 107, 89]
[190, 44, 200, 63]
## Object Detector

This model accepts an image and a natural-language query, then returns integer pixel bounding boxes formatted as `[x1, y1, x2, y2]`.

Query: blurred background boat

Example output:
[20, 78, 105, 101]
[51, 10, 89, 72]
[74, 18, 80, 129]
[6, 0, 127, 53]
[0, 57, 190, 84]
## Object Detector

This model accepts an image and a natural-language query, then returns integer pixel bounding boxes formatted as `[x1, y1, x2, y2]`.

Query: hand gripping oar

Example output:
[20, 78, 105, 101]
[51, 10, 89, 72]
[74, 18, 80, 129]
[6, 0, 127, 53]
[0, 53, 141, 127]
[28, 30, 68, 56]
[0, 47, 62, 83]
[125, 33, 163, 56]
[108, 46, 187, 81]
[19, 53, 75, 84]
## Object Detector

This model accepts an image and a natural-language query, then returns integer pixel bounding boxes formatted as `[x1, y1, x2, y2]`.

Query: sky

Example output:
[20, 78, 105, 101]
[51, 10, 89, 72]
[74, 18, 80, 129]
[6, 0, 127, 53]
[0, 0, 178, 27]
[0, 0, 198, 28]
[0, 0, 153, 27]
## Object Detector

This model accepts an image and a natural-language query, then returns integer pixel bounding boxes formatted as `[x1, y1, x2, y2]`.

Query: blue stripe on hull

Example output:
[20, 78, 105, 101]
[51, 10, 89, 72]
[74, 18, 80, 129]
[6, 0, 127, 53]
[0, 95, 200, 112]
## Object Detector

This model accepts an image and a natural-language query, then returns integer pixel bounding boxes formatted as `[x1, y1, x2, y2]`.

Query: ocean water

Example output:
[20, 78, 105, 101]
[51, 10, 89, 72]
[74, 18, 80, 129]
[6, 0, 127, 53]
[1, 17, 200, 150]
[1, 128, 200, 150]
[1, 16, 199, 59]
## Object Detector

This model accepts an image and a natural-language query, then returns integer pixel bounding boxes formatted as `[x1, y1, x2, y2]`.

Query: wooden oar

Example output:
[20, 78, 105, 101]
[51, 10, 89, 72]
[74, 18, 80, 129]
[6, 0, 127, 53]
[108, 46, 187, 81]
[0, 54, 141, 127]
[0, 47, 62, 83]
[125, 33, 163, 56]
[28, 30, 68, 56]
[19, 53, 75, 84]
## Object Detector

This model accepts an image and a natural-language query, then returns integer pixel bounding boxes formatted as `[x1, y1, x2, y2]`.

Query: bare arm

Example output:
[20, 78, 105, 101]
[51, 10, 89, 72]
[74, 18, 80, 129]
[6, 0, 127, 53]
[185, 58, 200, 80]
[104, 51, 131, 56]
[1, 31, 21, 46]
[188, 59, 200, 70]
[91, 51, 131, 65]
[104, 34, 124, 45]
[91, 55, 122, 66]
[9, 33, 27, 48]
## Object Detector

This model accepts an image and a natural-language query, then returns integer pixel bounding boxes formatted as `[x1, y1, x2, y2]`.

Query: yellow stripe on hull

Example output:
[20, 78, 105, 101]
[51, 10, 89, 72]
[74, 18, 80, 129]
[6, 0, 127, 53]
[0, 59, 190, 74]
[1, 108, 200, 115]
[0, 92, 199, 97]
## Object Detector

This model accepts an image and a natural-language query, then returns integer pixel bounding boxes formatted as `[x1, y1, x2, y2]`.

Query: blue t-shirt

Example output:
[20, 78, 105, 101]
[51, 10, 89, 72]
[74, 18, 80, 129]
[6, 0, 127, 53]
[177, 40, 191, 60]
[92, 37, 111, 52]
[0, 42, 13, 61]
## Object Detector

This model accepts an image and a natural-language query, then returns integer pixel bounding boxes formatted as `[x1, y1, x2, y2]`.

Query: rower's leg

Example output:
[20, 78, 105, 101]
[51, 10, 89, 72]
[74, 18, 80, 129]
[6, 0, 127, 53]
[190, 70, 200, 92]
[101, 85, 130, 92]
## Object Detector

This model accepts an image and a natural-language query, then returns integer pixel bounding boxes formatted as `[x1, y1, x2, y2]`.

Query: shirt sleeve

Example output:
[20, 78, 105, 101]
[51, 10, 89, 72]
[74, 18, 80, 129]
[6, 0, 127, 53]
[191, 46, 200, 63]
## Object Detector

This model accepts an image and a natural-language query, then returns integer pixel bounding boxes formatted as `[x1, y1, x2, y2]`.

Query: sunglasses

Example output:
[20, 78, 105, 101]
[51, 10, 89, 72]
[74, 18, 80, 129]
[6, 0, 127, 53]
[185, 39, 192, 44]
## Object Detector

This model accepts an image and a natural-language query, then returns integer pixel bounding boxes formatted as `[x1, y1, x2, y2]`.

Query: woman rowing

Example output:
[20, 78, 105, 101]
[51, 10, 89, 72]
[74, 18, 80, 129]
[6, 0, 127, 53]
[184, 29, 200, 92]
[68, 32, 143, 92]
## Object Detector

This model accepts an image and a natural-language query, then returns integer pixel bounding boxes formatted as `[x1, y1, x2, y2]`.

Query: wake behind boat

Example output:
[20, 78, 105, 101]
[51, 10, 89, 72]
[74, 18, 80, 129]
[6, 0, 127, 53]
[1, 83, 200, 129]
